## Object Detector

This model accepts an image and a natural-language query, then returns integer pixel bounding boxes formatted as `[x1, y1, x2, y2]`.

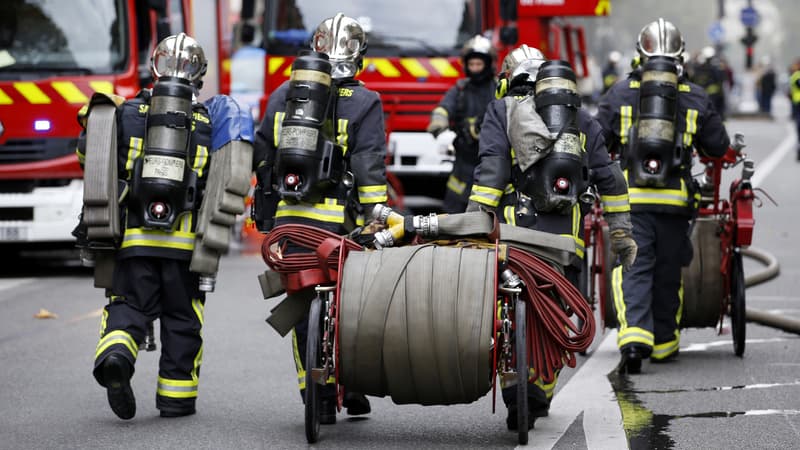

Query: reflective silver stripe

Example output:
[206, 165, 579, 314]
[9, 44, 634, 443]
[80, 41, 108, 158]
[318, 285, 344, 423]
[601, 194, 631, 213]
[121, 228, 196, 250]
[628, 190, 688, 206]
[275, 201, 345, 223]
[446, 174, 466, 194]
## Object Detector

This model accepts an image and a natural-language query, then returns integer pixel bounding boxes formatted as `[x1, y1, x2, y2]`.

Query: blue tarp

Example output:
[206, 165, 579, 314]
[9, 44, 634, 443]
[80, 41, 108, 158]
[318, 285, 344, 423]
[203, 95, 255, 151]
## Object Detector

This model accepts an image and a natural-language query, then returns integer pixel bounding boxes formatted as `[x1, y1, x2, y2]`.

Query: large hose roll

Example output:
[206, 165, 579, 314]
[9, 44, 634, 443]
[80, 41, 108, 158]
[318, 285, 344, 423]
[338, 245, 496, 405]
[681, 217, 723, 328]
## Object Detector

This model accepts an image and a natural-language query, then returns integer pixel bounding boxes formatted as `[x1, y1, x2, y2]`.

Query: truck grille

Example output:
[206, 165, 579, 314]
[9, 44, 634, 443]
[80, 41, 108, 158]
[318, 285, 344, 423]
[0, 138, 78, 163]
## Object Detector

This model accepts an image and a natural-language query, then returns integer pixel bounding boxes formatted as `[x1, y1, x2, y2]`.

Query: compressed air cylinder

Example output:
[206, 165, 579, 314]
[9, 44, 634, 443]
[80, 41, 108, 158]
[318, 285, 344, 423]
[631, 56, 679, 187]
[525, 60, 587, 214]
[132, 76, 196, 228]
[274, 51, 343, 202]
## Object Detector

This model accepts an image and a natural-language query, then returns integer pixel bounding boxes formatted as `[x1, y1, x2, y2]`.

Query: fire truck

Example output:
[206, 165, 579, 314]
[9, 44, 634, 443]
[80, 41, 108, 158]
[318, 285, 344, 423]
[237, 0, 610, 211]
[0, 0, 231, 252]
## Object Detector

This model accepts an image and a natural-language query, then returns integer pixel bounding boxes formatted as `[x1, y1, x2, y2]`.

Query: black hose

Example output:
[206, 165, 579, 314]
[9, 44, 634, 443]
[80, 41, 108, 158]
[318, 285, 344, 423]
[742, 246, 800, 335]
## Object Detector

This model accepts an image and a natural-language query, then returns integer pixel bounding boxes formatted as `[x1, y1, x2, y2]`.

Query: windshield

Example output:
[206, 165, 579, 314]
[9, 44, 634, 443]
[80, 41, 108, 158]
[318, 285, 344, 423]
[264, 0, 481, 56]
[0, 0, 128, 75]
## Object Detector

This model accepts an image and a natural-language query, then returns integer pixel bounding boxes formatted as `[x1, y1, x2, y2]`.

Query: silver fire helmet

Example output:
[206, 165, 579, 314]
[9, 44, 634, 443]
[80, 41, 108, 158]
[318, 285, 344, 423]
[501, 44, 545, 77]
[461, 35, 496, 64]
[311, 13, 367, 79]
[151, 33, 207, 84]
[636, 18, 684, 62]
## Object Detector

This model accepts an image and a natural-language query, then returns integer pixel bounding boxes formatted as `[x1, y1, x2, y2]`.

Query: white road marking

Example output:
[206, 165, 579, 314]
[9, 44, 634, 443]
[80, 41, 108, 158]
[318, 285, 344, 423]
[521, 332, 626, 450]
[681, 337, 795, 352]
[0, 279, 35, 300]
[751, 122, 796, 188]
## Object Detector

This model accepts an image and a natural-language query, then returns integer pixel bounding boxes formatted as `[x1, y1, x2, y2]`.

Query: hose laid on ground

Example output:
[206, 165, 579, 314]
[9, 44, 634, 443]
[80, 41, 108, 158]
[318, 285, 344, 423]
[741, 246, 800, 335]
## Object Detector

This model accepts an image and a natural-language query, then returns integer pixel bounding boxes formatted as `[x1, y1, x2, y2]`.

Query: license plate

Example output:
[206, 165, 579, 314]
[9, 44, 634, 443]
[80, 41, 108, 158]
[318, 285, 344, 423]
[0, 226, 28, 241]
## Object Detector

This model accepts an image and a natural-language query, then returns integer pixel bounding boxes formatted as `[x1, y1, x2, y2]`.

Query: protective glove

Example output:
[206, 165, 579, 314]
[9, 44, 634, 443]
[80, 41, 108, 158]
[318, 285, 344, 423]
[605, 212, 637, 271]
[426, 114, 449, 138]
[610, 228, 637, 271]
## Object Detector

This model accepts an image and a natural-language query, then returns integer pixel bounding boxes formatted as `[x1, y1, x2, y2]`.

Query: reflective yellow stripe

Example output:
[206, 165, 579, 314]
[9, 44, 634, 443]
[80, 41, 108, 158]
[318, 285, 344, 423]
[98, 306, 109, 336]
[276, 200, 345, 223]
[601, 193, 631, 213]
[566, 204, 585, 259]
[612, 266, 627, 329]
[429, 58, 460, 77]
[618, 327, 655, 348]
[291, 329, 306, 390]
[336, 118, 349, 154]
[89, 81, 114, 94]
[0, 88, 12, 105]
[446, 174, 466, 195]
[628, 185, 689, 207]
[157, 376, 199, 399]
[192, 145, 209, 177]
[95, 330, 138, 359]
[651, 332, 680, 360]
[469, 184, 503, 207]
[190, 298, 204, 381]
[678, 83, 691, 93]
[683, 108, 698, 147]
[503, 205, 516, 224]
[358, 184, 388, 203]
[273, 112, 285, 146]
[125, 137, 144, 178]
[14, 82, 51, 104]
[400, 58, 430, 77]
[364, 58, 401, 77]
[432, 106, 449, 119]
[620, 105, 633, 145]
[121, 228, 196, 250]
[268, 56, 285, 75]
[629, 80, 640, 89]
[51, 81, 89, 104]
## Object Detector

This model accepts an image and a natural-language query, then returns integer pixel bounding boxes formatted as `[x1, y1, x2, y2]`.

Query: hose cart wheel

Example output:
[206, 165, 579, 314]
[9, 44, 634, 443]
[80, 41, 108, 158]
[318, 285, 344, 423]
[305, 296, 322, 443]
[730, 250, 746, 356]
[516, 299, 529, 445]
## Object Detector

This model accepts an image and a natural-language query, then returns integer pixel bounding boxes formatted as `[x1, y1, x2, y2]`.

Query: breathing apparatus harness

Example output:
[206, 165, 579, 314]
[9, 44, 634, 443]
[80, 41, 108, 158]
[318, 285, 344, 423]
[273, 50, 346, 204]
[512, 60, 588, 219]
[128, 74, 198, 230]
[626, 56, 685, 187]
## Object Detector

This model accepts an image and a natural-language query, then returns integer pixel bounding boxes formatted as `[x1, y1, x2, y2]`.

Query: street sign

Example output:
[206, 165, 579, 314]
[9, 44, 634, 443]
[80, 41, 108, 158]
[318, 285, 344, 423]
[740, 6, 760, 28]
[708, 21, 725, 44]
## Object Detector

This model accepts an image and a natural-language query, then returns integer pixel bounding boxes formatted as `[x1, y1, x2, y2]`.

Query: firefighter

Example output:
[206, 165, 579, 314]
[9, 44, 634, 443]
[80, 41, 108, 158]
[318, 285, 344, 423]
[252, 13, 387, 424]
[78, 33, 255, 419]
[596, 18, 730, 374]
[690, 46, 727, 120]
[468, 46, 636, 430]
[602, 51, 622, 94]
[426, 35, 497, 213]
[790, 60, 800, 160]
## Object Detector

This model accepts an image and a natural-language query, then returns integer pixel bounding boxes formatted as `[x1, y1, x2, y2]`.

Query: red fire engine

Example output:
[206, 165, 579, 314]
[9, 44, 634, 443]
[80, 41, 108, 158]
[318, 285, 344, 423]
[0, 0, 231, 252]
[236, 0, 610, 211]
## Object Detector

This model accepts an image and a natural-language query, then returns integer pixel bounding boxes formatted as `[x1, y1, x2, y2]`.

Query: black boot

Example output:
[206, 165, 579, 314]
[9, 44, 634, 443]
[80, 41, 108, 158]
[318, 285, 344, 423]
[618, 348, 642, 375]
[320, 399, 337, 425]
[102, 354, 136, 420]
[505, 404, 535, 431]
[343, 392, 371, 416]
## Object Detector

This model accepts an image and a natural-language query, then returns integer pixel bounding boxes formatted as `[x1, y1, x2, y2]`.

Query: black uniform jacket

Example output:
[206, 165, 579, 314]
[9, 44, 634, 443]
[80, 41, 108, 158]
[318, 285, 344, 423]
[470, 96, 630, 259]
[596, 71, 730, 216]
[254, 78, 388, 233]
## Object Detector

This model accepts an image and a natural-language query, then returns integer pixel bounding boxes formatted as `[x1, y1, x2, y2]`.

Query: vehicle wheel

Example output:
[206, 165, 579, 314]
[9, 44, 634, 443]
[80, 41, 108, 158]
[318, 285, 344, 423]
[515, 299, 529, 445]
[305, 296, 322, 443]
[730, 251, 746, 357]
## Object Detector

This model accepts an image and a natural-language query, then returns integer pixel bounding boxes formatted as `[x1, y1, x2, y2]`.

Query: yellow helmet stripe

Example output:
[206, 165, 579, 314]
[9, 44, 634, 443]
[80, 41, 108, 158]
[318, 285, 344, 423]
[51, 81, 89, 104]
[89, 81, 114, 94]
[14, 82, 51, 104]
[400, 58, 430, 78]
[364, 58, 401, 77]
[429, 58, 459, 77]
[0, 88, 12, 105]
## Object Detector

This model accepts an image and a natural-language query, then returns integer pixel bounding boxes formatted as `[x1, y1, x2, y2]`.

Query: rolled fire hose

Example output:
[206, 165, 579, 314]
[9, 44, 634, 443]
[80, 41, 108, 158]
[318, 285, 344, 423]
[338, 245, 496, 406]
